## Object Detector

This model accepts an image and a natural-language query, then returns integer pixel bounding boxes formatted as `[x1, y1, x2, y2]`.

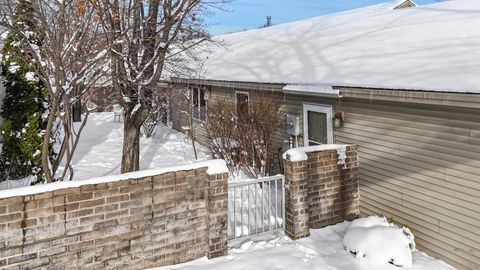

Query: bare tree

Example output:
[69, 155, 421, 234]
[93, 0, 230, 173]
[0, 0, 109, 182]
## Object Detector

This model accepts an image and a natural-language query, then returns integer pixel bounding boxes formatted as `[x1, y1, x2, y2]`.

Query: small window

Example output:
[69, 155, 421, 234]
[235, 91, 249, 116]
[192, 87, 207, 121]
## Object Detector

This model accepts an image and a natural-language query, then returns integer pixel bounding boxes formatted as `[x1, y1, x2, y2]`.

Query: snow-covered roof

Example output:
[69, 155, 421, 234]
[196, 0, 480, 94]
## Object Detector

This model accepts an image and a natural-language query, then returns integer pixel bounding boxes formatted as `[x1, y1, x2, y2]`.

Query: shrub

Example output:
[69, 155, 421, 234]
[206, 94, 285, 178]
[0, 0, 48, 183]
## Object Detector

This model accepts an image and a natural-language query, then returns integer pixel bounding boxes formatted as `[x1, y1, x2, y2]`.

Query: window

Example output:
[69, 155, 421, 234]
[235, 91, 249, 116]
[192, 87, 207, 121]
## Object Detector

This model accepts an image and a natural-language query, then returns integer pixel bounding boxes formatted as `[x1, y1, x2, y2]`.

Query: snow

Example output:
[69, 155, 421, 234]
[0, 159, 227, 199]
[0, 176, 36, 191]
[343, 216, 416, 267]
[150, 217, 454, 270]
[283, 144, 349, 162]
[0, 112, 215, 192]
[24, 71, 38, 82]
[187, 0, 480, 93]
[62, 112, 212, 181]
[282, 84, 340, 97]
[348, 215, 391, 229]
[8, 63, 20, 74]
[228, 177, 284, 239]
[344, 226, 413, 267]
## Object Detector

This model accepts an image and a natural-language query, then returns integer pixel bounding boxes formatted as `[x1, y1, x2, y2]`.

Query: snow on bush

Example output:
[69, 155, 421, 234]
[343, 216, 415, 268]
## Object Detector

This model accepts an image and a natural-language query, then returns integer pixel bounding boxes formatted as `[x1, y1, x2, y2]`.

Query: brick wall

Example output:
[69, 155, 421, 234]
[283, 145, 360, 240]
[0, 166, 228, 269]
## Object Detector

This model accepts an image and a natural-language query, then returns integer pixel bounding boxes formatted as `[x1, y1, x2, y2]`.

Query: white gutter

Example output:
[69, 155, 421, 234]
[282, 84, 342, 98]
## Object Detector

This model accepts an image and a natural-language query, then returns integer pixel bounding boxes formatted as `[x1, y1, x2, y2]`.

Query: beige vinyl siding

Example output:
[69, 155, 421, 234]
[335, 100, 480, 270]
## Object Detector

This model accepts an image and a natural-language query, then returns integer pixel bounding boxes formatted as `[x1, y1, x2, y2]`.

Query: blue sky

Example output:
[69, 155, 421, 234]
[207, 0, 437, 35]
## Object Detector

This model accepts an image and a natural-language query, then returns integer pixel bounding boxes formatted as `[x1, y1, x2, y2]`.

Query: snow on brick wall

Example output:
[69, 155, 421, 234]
[283, 144, 360, 240]
[0, 166, 228, 269]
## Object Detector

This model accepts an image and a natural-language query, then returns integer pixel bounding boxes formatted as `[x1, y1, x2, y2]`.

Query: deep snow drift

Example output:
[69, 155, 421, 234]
[152, 217, 454, 270]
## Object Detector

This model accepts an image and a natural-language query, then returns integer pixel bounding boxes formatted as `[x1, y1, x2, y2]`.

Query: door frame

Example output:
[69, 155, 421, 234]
[303, 103, 333, 146]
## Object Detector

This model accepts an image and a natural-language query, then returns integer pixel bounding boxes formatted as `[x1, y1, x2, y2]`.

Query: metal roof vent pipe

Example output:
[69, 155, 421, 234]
[266, 16, 272, 27]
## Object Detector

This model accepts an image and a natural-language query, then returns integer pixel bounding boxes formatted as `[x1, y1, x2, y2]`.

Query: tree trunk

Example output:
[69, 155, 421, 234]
[121, 117, 142, 173]
[42, 95, 58, 183]
[72, 86, 82, 122]
[72, 99, 82, 122]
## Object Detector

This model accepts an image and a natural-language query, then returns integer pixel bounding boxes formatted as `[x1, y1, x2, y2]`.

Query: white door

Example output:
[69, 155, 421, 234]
[303, 104, 333, 146]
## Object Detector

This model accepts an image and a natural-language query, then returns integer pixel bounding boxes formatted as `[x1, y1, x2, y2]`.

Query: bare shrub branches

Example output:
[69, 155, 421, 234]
[206, 94, 285, 178]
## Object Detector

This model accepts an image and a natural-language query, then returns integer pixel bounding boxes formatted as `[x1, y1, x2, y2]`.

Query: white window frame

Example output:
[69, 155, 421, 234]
[303, 103, 333, 146]
[235, 91, 250, 114]
[191, 87, 207, 122]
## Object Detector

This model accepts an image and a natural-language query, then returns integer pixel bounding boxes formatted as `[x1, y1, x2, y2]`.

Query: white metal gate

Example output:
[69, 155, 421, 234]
[227, 175, 285, 240]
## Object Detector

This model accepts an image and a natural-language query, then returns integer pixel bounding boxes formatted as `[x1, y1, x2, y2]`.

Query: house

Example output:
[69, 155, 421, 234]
[169, 0, 480, 269]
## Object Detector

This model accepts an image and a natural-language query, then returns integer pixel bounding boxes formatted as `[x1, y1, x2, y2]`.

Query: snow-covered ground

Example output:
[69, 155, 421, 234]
[152, 220, 454, 270]
[64, 112, 211, 181]
[228, 179, 284, 239]
[0, 112, 210, 189]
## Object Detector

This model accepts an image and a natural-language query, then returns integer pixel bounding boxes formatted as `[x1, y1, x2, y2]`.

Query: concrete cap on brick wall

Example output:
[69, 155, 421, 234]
[0, 159, 228, 199]
[283, 144, 353, 162]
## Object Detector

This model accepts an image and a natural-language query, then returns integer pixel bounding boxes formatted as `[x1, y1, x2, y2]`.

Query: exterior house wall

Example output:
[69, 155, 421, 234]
[170, 80, 480, 270]
[170, 83, 297, 160]
[335, 98, 480, 270]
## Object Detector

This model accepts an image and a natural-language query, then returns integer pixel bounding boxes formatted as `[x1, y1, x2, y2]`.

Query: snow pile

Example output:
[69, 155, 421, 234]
[282, 148, 308, 162]
[343, 216, 416, 267]
[282, 84, 340, 97]
[283, 144, 350, 164]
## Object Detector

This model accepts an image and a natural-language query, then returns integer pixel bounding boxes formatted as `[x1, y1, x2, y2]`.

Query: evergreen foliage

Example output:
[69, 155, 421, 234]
[0, 0, 48, 183]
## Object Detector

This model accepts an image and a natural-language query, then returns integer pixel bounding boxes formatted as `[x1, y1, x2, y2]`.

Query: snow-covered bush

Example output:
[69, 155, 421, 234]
[343, 216, 416, 267]
[0, 0, 49, 184]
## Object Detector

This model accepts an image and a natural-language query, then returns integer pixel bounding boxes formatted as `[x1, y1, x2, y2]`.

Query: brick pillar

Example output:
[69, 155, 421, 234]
[283, 159, 310, 240]
[306, 145, 360, 229]
[207, 172, 228, 258]
[283, 144, 360, 240]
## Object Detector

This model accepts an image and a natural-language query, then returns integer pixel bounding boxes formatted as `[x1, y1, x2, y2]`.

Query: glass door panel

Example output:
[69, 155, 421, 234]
[307, 111, 328, 145]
